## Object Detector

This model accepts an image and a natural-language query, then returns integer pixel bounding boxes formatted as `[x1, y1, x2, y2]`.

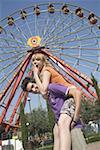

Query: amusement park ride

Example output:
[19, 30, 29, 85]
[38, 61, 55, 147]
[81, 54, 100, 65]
[0, 2, 100, 133]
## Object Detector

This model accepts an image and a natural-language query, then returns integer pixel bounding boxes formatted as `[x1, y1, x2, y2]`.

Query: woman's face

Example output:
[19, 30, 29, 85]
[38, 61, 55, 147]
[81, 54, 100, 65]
[32, 54, 44, 71]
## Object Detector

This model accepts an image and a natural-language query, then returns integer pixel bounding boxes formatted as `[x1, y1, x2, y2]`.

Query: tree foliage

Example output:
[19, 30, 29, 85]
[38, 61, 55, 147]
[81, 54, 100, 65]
[91, 73, 100, 100]
[26, 107, 52, 136]
[46, 101, 55, 131]
[81, 74, 100, 123]
[20, 102, 28, 149]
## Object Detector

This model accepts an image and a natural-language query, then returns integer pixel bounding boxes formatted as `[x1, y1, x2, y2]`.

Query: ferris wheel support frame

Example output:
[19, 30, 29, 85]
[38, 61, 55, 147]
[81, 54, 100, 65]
[41, 49, 97, 98]
[14, 92, 28, 130]
[0, 2, 99, 132]
[0, 53, 32, 124]
[5, 70, 33, 132]
[0, 53, 32, 102]
[5, 91, 24, 132]
[0, 47, 97, 131]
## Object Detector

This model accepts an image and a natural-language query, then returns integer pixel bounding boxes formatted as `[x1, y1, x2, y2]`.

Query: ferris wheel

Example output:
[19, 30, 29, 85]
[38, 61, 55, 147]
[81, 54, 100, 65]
[0, 2, 100, 131]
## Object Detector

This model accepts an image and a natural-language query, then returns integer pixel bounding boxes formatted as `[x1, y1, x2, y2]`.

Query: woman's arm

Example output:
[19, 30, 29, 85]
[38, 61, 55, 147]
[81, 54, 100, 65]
[33, 65, 51, 95]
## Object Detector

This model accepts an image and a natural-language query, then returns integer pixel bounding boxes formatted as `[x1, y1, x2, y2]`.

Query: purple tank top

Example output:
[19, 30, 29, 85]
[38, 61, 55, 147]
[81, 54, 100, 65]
[48, 83, 68, 121]
[48, 83, 82, 128]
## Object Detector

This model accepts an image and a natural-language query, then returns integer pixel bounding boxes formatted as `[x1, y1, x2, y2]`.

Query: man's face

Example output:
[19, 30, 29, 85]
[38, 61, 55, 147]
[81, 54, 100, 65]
[26, 82, 39, 93]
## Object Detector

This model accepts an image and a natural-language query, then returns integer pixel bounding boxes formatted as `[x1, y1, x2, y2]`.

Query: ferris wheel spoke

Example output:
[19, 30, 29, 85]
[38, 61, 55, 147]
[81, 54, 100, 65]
[40, 11, 62, 41]
[0, 37, 24, 46]
[77, 63, 98, 71]
[48, 49, 99, 67]
[9, 31, 27, 47]
[0, 51, 27, 63]
[93, 65, 100, 74]
[45, 23, 93, 45]
[0, 53, 25, 67]
[48, 44, 99, 60]
[48, 39, 99, 49]
[2, 26, 27, 47]
[43, 13, 74, 43]
[40, 14, 50, 41]
[2, 85, 22, 105]
[47, 49, 99, 72]
[41, 13, 62, 42]
[35, 16, 42, 36]
[46, 35, 100, 47]
[0, 50, 19, 55]
[48, 50, 99, 62]
[34, 14, 43, 36]
[41, 15, 56, 42]
[0, 64, 23, 85]
[40, 15, 51, 41]
[52, 46, 100, 51]
[0, 46, 28, 54]
[24, 18, 33, 37]
[42, 12, 70, 43]
[0, 53, 26, 84]
[43, 15, 85, 44]
[45, 26, 98, 46]
[14, 23, 28, 41]
[0, 85, 13, 106]
[0, 46, 28, 50]
[60, 53, 99, 65]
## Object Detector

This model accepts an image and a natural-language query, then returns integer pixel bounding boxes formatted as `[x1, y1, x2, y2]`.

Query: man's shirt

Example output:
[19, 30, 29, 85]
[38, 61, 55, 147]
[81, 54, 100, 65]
[48, 83, 69, 121]
[48, 83, 82, 128]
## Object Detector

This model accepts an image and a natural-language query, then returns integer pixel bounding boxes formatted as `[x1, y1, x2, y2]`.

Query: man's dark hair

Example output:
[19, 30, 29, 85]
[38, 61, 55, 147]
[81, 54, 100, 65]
[21, 77, 36, 91]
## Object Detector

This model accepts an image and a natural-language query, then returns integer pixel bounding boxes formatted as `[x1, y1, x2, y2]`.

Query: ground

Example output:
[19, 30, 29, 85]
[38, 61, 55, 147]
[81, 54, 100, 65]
[87, 141, 100, 150]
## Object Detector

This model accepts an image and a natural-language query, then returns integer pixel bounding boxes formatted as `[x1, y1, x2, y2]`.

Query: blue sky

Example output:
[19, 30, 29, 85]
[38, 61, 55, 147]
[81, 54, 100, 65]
[0, 0, 100, 19]
[0, 0, 100, 112]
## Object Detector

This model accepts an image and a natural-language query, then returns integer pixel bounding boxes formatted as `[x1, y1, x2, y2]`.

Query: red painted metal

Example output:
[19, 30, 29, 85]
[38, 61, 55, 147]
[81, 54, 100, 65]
[0, 48, 97, 129]
[41, 49, 97, 98]
[5, 91, 24, 132]
[14, 92, 28, 128]
[42, 49, 93, 85]
[2, 121, 19, 128]
[0, 53, 32, 124]
[0, 53, 32, 102]
[6, 72, 32, 130]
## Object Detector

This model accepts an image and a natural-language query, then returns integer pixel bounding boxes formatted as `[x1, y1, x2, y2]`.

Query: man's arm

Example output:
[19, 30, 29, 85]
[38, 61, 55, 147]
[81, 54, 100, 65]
[42, 83, 68, 100]
[69, 86, 82, 129]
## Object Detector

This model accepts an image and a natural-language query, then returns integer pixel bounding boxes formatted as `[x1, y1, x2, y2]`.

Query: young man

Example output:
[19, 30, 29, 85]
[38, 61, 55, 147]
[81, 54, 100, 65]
[21, 77, 83, 150]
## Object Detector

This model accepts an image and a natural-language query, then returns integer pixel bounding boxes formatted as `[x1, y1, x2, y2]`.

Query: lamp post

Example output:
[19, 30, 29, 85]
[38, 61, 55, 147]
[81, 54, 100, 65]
[25, 122, 33, 150]
[26, 122, 30, 139]
[27, 97, 32, 114]
[26, 98, 34, 149]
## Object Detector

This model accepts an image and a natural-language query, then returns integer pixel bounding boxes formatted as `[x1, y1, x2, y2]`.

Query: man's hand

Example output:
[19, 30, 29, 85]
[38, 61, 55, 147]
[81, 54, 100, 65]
[71, 120, 77, 129]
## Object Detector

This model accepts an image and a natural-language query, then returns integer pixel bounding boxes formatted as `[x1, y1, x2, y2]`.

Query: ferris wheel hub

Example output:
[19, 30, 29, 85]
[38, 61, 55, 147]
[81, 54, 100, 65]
[27, 36, 41, 48]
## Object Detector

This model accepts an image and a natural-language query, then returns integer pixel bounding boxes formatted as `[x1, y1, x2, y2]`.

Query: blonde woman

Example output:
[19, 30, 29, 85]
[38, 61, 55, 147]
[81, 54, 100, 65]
[31, 52, 82, 150]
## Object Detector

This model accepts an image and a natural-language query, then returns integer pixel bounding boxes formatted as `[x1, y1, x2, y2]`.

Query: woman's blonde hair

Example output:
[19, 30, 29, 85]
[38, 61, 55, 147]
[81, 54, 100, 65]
[32, 53, 53, 67]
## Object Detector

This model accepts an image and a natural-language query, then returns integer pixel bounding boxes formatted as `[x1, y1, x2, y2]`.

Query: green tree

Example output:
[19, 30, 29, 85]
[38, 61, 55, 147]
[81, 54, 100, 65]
[91, 74, 100, 119]
[81, 100, 94, 123]
[91, 73, 100, 100]
[20, 102, 28, 149]
[46, 101, 55, 131]
[0, 125, 5, 140]
[26, 107, 51, 136]
[81, 74, 100, 123]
